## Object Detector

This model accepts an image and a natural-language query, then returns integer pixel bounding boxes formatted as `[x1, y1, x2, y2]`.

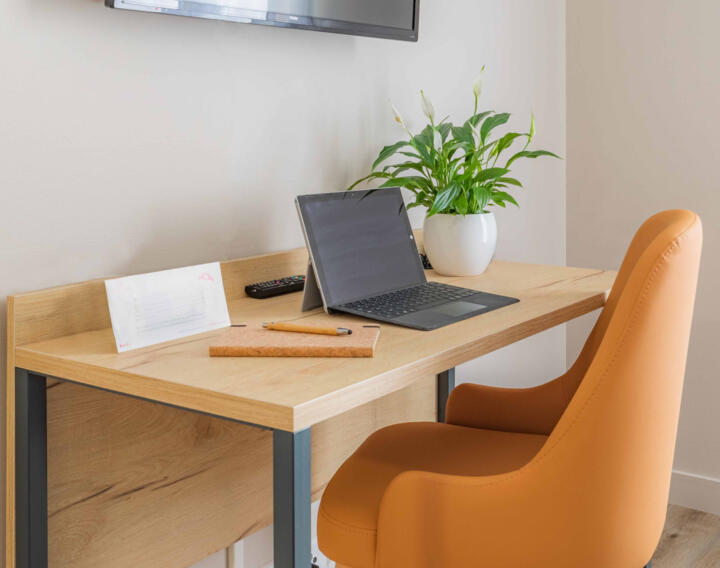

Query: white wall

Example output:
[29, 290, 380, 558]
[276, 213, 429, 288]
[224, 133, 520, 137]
[567, 0, 720, 516]
[0, 0, 566, 565]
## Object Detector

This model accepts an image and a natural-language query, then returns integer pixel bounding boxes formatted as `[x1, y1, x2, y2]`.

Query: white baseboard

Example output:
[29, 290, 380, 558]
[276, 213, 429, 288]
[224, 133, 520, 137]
[669, 469, 720, 516]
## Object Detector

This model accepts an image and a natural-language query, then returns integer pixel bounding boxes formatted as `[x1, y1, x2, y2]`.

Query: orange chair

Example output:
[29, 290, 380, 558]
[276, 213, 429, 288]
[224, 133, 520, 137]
[318, 210, 702, 568]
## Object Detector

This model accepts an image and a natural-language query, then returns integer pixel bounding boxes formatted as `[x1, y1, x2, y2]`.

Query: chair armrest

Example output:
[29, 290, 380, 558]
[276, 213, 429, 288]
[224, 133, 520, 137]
[445, 377, 570, 435]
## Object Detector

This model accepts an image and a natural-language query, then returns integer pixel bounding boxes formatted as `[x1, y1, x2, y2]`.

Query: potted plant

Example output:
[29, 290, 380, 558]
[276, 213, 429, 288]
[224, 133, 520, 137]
[347, 72, 560, 276]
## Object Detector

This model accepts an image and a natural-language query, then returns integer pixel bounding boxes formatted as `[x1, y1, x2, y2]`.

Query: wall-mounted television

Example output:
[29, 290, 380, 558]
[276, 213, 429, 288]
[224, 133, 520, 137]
[106, 0, 420, 42]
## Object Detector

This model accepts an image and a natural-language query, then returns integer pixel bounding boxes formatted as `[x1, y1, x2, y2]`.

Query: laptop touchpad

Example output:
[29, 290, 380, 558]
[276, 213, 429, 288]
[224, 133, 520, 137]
[428, 301, 487, 317]
[395, 301, 487, 328]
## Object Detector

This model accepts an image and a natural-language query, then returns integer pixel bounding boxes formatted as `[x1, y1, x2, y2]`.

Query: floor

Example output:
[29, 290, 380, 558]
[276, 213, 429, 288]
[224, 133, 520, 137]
[653, 505, 720, 567]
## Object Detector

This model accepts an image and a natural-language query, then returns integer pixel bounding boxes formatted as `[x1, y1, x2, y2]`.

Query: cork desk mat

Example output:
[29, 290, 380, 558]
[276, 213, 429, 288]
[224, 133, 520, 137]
[209, 323, 381, 357]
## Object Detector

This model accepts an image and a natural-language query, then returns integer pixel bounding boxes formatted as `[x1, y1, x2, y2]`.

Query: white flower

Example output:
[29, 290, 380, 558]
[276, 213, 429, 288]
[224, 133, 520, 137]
[391, 103, 405, 126]
[473, 78, 483, 99]
[473, 65, 485, 99]
[420, 90, 435, 123]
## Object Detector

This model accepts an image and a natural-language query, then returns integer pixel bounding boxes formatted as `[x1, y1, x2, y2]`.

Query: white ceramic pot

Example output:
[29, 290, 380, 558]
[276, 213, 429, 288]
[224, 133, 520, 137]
[423, 212, 497, 276]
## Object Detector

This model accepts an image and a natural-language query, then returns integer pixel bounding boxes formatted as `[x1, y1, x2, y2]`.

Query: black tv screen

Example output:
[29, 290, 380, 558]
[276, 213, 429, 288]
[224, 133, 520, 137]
[106, 0, 420, 41]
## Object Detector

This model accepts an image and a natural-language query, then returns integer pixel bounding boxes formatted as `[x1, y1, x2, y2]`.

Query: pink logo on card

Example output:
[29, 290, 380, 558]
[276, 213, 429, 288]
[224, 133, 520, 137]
[198, 273, 215, 282]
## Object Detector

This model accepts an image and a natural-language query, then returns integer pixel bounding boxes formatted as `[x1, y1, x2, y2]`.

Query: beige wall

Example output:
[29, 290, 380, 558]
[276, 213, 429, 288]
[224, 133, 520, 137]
[567, 0, 720, 515]
[0, 0, 566, 565]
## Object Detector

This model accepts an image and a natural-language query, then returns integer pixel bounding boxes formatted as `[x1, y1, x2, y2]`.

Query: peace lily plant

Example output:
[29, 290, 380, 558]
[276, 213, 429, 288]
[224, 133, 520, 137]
[348, 70, 560, 276]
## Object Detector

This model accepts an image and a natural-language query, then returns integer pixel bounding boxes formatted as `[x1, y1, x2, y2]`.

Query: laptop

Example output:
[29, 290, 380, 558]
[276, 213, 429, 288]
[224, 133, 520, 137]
[295, 188, 519, 331]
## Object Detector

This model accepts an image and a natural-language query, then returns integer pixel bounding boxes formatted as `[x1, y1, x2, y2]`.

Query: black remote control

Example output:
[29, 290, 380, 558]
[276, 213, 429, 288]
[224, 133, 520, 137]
[245, 275, 305, 299]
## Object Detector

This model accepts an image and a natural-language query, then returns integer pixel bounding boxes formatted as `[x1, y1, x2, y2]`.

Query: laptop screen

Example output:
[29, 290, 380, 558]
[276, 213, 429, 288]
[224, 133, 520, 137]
[296, 189, 426, 308]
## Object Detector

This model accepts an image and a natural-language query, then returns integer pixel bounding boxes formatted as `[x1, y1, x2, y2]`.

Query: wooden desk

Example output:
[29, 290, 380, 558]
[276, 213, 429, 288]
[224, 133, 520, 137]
[5, 245, 615, 568]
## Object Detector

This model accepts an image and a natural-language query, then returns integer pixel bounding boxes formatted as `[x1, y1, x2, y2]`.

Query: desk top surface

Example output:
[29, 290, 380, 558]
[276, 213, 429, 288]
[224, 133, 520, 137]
[13, 261, 615, 432]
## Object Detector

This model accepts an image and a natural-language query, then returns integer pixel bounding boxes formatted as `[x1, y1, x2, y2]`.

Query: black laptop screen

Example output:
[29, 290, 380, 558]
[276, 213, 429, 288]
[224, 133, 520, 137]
[297, 189, 426, 308]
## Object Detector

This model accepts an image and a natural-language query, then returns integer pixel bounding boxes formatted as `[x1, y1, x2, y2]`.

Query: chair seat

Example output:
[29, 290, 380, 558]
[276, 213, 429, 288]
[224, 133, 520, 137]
[318, 422, 548, 568]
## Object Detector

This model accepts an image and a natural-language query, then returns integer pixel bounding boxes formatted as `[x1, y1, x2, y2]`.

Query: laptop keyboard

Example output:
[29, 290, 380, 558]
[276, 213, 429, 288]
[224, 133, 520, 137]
[340, 282, 479, 319]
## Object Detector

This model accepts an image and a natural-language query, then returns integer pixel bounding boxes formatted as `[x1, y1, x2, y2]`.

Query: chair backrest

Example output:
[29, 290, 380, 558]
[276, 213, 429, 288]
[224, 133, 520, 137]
[536, 210, 702, 565]
[560, 210, 702, 396]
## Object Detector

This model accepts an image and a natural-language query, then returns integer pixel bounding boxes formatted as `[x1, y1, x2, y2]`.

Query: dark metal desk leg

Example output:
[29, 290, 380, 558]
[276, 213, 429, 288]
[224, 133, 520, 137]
[437, 368, 456, 423]
[15, 369, 48, 568]
[273, 428, 311, 568]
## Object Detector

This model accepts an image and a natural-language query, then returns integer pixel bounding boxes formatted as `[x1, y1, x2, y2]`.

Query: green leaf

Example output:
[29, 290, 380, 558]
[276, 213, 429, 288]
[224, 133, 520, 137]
[492, 190, 519, 207]
[472, 185, 491, 212]
[465, 111, 493, 129]
[474, 167, 509, 184]
[428, 184, 460, 216]
[437, 122, 452, 142]
[411, 144, 434, 168]
[346, 171, 391, 191]
[451, 124, 474, 149]
[480, 113, 511, 143]
[414, 125, 435, 149]
[492, 132, 525, 156]
[497, 177, 523, 187]
[446, 160, 463, 182]
[383, 161, 426, 175]
[454, 190, 469, 215]
[380, 176, 432, 192]
[372, 141, 410, 170]
[410, 127, 436, 168]
[441, 141, 464, 162]
[505, 149, 561, 168]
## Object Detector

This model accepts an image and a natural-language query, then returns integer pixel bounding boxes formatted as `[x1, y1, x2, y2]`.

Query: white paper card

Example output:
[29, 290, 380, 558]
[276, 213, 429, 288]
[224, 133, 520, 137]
[105, 262, 230, 352]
